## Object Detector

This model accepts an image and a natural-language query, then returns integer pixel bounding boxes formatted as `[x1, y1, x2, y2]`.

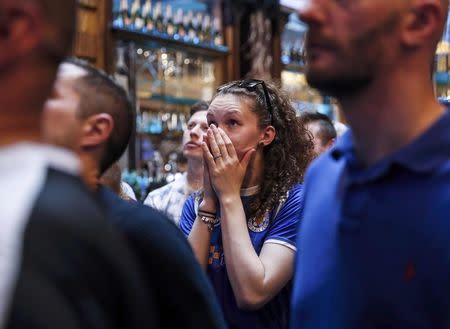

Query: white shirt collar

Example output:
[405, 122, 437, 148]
[0, 142, 80, 175]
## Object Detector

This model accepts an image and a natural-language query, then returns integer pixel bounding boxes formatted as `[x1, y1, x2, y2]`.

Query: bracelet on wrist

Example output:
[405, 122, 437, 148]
[199, 215, 216, 232]
[198, 209, 216, 219]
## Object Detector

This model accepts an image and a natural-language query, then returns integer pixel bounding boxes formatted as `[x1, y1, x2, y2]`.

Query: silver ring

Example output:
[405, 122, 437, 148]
[213, 154, 222, 160]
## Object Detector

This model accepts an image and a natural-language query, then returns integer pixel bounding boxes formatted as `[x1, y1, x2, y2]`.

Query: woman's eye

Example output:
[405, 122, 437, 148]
[228, 120, 239, 127]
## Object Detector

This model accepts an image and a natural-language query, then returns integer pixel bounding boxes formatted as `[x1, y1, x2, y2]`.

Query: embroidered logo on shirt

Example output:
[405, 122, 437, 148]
[208, 245, 224, 267]
[247, 212, 270, 232]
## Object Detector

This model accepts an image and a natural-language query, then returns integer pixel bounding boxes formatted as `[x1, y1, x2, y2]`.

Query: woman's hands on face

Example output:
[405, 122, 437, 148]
[202, 124, 255, 199]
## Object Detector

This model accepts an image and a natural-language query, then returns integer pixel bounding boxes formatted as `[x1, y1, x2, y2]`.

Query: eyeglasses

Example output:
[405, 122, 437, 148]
[217, 79, 274, 124]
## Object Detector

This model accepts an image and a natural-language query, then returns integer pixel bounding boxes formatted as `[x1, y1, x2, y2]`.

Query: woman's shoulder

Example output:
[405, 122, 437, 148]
[285, 182, 304, 201]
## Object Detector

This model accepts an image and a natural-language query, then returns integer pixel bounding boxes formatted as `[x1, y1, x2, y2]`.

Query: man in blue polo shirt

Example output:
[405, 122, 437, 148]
[291, 0, 450, 328]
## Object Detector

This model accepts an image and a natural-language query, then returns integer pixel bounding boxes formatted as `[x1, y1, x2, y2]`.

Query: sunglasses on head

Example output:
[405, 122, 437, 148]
[217, 79, 274, 124]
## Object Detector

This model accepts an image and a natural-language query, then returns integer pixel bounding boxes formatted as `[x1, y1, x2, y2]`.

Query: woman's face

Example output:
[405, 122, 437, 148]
[207, 94, 264, 160]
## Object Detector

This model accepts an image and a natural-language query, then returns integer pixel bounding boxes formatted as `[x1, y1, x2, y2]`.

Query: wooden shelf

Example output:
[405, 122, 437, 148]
[282, 62, 304, 73]
[111, 27, 230, 58]
[78, 0, 98, 10]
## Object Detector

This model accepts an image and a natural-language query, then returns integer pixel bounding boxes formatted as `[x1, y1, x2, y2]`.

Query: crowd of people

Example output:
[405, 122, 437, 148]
[1, 0, 450, 328]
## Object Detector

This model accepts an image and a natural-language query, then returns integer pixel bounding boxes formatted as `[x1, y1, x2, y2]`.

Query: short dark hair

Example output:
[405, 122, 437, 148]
[63, 58, 133, 173]
[300, 111, 337, 145]
[190, 100, 209, 117]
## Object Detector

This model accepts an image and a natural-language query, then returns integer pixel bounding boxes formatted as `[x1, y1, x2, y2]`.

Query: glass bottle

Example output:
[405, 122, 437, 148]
[182, 11, 191, 42]
[114, 0, 131, 28]
[174, 8, 185, 39]
[142, 0, 154, 32]
[154, 1, 164, 34]
[187, 11, 196, 41]
[194, 12, 203, 43]
[212, 17, 224, 46]
[202, 15, 212, 44]
[164, 4, 175, 36]
[130, 0, 144, 31]
[114, 46, 129, 93]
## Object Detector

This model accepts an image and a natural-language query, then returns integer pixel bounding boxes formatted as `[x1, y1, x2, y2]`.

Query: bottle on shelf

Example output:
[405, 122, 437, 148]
[187, 11, 196, 42]
[194, 12, 203, 43]
[154, 1, 164, 34]
[202, 15, 212, 44]
[182, 11, 192, 42]
[141, 0, 153, 32]
[174, 8, 185, 39]
[114, 0, 131, 29]
[212, 17, 224, 46]
[164, 4, 175, 36]
[114, 45, 129, 93]
[130, 0, 144, 31]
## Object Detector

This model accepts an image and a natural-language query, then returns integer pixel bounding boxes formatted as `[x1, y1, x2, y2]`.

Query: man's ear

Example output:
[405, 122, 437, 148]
[80, 114, 114, 148]
[401, 0, 443, 48]
[259, 125, 276, 146]
[325, 138, 336, 150]
[0, 2, 44, 66]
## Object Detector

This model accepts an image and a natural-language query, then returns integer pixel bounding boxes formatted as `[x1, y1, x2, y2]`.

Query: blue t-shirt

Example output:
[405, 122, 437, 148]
[181, 184, 304, 329]
[291, 109, 450, 329]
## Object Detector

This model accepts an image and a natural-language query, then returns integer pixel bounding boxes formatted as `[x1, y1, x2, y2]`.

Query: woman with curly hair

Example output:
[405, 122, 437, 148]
[179, 79, 313, 329]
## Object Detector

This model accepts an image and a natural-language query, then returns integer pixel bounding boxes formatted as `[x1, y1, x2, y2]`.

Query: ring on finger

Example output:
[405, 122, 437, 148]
[213, 154, 222, 160]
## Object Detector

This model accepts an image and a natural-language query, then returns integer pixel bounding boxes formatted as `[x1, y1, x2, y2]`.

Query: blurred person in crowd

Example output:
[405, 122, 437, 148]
[0, 1, 158, 328]
[144, 101, 209, 225]
[300, 111, 337, 157]
[100, 162, 137, 201]
[42, 58, 227, 329]
[180, 79, 313, 329]
[291, 0, 450, 328]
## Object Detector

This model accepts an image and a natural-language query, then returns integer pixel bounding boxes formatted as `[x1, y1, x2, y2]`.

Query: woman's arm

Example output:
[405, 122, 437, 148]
[187, 159, 217, 270]
[187, 201, 215, 270]
[219, 196, 295, 310]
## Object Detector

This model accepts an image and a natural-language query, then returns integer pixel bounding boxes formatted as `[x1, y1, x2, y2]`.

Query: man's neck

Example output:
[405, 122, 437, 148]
[80, 154, 101, 191]
[339, 69, 444, 167]
[186, 157, 203, 192]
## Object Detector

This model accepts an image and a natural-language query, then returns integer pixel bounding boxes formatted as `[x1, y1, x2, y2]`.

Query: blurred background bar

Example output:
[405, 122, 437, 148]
[72, 0, 449, 199]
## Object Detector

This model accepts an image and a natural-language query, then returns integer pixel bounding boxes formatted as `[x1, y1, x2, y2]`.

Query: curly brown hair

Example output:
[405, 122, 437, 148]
[213, 80, 313, 222]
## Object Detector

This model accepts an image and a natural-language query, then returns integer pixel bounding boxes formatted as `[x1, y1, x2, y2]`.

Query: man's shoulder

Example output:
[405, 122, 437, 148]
[99, 187, 187, 243]
[32, 168, 104, 224]
[304, 151, 342, 188]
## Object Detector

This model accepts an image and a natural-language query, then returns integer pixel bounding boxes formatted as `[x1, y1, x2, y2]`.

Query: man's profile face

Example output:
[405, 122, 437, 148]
[41, 63, 87, 151]
[299, 0, 404, 96]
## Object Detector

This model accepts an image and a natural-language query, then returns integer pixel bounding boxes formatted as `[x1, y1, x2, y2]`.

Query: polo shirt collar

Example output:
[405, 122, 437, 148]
[330, 109, 450, 181]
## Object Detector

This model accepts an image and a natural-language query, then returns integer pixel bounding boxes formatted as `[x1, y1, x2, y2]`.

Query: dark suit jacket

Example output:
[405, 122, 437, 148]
[98, 186, 227, 329]
[6, 169, 159, 329]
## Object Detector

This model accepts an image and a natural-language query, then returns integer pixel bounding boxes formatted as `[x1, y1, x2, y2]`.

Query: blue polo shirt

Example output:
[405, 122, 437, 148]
[291, 110, 450, 329]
